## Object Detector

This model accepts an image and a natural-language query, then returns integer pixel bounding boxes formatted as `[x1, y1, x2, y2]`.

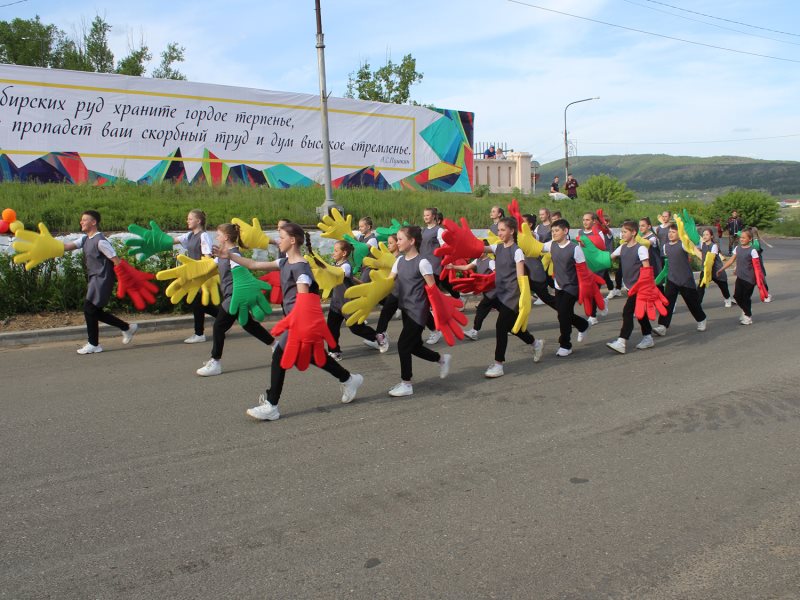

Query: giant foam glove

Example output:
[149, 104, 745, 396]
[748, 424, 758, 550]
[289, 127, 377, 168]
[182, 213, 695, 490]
[674, 214, 697, 254]
[435, 217, 485, 267]
[258, 271, 283, 305]
[343, 234, 371, 274]
[511, 275, 532, 334]
[156, 255, 219, 305]
[343, 269, 395, 326]
[271, 292, 335, 371]
[484, 229, 501, 246]
[579, 234, 612, 273]
[627, 266, 669, 320]
[752, 256, 769, 301]
[304, 251, 344, 299]
[425, 283, 467, 346]
[575, 261, 606, 317]
[441, 259, 468, 284]
[578, 225, 606, 251]
[595, 209, 612, 236]
[12, 222, 65, 270]
[507, 198, 524, 226]
[451, 271, 496, 295]
[231, 217, 270, 250]
[317, 207, 353, 241]
[635, 234, 651, 248]
[114, 260, 158, 310]
[229, 266, 273, 325]
[125, 220, 174, 260]
[518, 222, 544, 258]
[681, 209, 700, 245]
[698, 251, 715, 288]
[375, 218, 409, 243]
[362, 241, 396, 274]
[655, 258, 669, 285]
[200, 273, 221, 306]
[542, 253, 554, 277]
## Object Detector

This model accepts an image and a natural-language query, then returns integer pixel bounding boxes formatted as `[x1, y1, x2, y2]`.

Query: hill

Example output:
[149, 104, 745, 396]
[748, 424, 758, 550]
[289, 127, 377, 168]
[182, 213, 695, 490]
[537, 155, 800, 196]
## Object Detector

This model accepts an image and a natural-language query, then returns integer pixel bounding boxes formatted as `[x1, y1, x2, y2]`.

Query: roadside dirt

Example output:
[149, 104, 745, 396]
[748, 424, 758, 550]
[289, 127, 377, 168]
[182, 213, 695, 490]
[0, 311, 178, 333]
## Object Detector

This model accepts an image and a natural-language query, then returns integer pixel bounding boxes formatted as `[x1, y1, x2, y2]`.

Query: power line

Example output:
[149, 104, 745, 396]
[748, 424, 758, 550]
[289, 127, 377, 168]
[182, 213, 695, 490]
[0, 0, 29, 7]
[506, 0, 800, 63]
[621, 0, 800, 47]
[581, 133, 800, 145]
[642, 0, 800, 38]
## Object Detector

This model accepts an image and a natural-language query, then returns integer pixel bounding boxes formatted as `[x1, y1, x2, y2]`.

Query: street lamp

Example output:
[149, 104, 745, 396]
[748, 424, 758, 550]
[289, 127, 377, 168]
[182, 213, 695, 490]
[564, 97, 599, 181]
[20, 36, 46, 68]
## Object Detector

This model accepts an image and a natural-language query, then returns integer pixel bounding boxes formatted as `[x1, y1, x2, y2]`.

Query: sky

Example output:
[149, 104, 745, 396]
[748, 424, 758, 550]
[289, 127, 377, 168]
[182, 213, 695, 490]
[6, 0, 800, 164]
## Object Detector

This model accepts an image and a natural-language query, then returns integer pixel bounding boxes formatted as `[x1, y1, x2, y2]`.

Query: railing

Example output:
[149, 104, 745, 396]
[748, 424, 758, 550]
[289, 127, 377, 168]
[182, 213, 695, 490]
[473, 152, 533, 193]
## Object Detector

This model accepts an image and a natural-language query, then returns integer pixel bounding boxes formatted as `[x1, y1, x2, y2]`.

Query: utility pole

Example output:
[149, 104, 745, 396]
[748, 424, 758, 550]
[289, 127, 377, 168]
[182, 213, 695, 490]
[564, 97, 599, 181]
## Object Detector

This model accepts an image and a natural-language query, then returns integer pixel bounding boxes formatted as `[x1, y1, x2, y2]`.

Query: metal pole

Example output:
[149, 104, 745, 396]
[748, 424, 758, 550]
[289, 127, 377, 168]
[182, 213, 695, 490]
[563, 97, 599, 181]
[314, 0, 341, 218]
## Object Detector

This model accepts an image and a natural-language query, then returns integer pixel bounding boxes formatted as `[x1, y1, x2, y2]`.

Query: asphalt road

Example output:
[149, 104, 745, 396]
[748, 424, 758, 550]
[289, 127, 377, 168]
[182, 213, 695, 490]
[3, 240, 799, 600]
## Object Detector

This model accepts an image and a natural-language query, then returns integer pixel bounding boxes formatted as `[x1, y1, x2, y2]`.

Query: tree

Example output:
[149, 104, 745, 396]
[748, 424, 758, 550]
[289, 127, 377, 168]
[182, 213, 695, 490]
[152, 42, 186, 80]
[84, 16, 114, 73]
[345, 53, 423, 104]
[709, 189, 779, 229]
[0, 16, 59, 67]
[579, 174, 637, 205]
[116, 36, 152, 76]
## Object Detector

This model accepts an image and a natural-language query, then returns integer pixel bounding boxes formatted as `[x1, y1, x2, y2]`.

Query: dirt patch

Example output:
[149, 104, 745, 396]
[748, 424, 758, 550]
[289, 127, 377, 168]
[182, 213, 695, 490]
[0, 311, 178, 333]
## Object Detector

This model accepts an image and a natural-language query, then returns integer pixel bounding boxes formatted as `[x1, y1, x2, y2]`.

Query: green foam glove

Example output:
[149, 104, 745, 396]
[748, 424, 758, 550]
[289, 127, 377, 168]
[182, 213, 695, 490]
[681, 209, 701, 245]
[579, 234, 612, 273]
[126, 220, 175, 260]
[655, 257, 669, 285]
[343, 234, 371, 274]
[230, 266, 273, 326]
[375, 218, 408, 243]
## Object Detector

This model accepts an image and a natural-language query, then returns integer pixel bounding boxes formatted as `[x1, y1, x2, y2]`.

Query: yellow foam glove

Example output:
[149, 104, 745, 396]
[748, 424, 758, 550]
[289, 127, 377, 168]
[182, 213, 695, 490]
[156, 255, 219, 305]
[362, 241, 396, 274]
[342, 269, 395, 326]
[231, 217, 270, 249]
[542, 253, 554, 276]
[484, 229, 500, 245]
[512, 275, 532, 333]
[9, 220, 25, 234]
[200, 274, 222, 306]
[317, 208, 353, 241]
[674, 215, 696, 254]
[12, 222, 65, 270]
[635, 234, 651, 248]
[698, 251, 715, 288]
[518, 222, 544, 258]
[304, 250, 344, 299]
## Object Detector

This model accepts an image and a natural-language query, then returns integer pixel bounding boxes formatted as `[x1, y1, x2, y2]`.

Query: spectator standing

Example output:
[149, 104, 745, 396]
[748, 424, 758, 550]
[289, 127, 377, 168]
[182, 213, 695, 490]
[726, 210, 743, 255]
[565, 174, 579, 199]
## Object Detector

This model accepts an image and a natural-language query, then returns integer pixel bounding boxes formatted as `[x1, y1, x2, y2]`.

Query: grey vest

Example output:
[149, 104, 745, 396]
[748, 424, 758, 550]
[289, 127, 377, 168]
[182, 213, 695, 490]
[489, 222, 499, 235]
[494, 243, 521, 311]
[83, 233, 115, 307]
[550, 241, 579, 296]
[184, 231, 203, 260]
[395, 255, 430, 327]
[217, 247, 240, 312]
[329, 262, 352, 314]
[656, 225, 670, 250]
[642, 231, 663, 274]
[475, 257, 497, 299]
[701, 243, 726, 282]
[663, 242, 696, 288]
[280, 259, 315, 315]
[734, 246, 756, 285]
[535, 223, 552, 243]
[420, 226, 442, 275]
[619, 243, 645, 289]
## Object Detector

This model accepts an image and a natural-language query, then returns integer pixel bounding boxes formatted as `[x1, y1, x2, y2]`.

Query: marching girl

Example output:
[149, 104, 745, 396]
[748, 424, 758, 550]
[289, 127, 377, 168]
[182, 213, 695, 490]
[196, 223, 276, 376]
[480, 217, 544, 378]
[326, 239, 380, 360]
[522, 213, 556, 310]
[373, 233, 401, 353]
[356, 216, 379, 282]
[696, 227, 732, 308]
[577, 212, 610, 324]
[217, 222, 363, 420]
[386, 225, 452, 397]
[173, 209, 216, 343]
[717, 228, 767, 326]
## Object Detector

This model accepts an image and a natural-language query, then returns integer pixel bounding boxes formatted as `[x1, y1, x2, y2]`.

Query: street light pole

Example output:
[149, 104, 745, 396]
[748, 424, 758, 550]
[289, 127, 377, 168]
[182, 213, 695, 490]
[564, 97, 599, 181]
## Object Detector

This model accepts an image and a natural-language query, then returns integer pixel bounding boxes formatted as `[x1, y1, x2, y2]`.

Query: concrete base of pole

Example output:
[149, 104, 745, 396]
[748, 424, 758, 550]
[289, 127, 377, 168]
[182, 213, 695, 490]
[316, 199, 343, 218]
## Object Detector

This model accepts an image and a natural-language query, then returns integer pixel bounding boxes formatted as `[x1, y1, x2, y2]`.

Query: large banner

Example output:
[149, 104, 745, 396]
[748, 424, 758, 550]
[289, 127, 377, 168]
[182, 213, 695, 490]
[0, 64, 474, 191]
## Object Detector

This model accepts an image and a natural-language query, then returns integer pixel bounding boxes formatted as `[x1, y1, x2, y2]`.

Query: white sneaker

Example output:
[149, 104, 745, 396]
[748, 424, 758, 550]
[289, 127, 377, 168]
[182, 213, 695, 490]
[484, 363, 504, 378]
[764, 294, 772, 303]
[636, 335, 654, 350]
[577, 322, 591, 343]
[587, 316, 599, 326]
[740, 315, 753, 325]
[426, 330, 442, 345]
[724, 298, 732, 308]
[439, 354, 452, 379]
[184, 334, 206, 344]
[696, 319, 707, 332]
[652, 325, 667, 337]
[620, 286, 628, 296]
[247, 395, 280, 421]
[376, 333, 389, 353]
[388, 382, 413, 397]
[196, 358, 222, 376]
[533, 297, 545, 306]
[121, 323, 138, 345]
[77, 343, 103, 355]
[598, 306, 608, 317]
[341, 373, 364, 403]
[393, 310, 402, 320]
[532, 339, 544, 363]
[363, 339, 380, 350]
[606, 338, 626, 354]
[464, 328, 479, 341]
[556, 347, 573, 357]
[606, 290, 617, 301]
[328, 351, 343, 362]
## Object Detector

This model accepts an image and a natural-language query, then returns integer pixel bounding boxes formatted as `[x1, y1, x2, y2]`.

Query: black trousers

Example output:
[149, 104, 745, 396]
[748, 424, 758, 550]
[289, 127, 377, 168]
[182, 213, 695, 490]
[602, 269, 615, 291]
[376, 294, 399, 335]
[327, 309, 377, 353]
[189, 295, 219, 336]
[657, 282, 707, 328]
[619, 294, 652, 340]
[493, 300, 534, 363]
[554, 290, 589, 350]
[435, 273, 460, 300]
[210, 307, 274, 360]
[397, 311, 440, 382]
[734, 279, 755, 317]
[266, 344, 350, 405]
[473, 295, 495, 330]
[529, 279, 557, 310]
[84, 300, 130, 346]
[697, 278, 731, 303]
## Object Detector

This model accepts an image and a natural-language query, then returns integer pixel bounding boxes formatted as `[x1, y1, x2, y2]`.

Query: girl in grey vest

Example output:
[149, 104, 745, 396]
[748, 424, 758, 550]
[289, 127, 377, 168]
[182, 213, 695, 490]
[446, 251, 496, 340]
[421, 208, 460, 346]
[717, 228, 762, 324]
[374, 233, 401, 353]
[696, 227, 732, 308]
[174, 209, 217, 343]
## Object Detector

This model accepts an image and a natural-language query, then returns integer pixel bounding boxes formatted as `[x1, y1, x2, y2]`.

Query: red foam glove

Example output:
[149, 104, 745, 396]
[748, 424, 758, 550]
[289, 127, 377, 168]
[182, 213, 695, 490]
[452, 272, 496, 295]
[507, 198, 523, 226]
[752, 256, 769, 302]
[440, 259, 468, 284]
[259, 271, 283, 305]
[578, 225, 606, 251]
[114, 259, 158, 310]
[575, 261, 606, 317]
[595, 209, 611, 236]
[270, 293, 336, 371]
[434, 217, 485, 267]
[627, 266, 669, 321]
[425, 284, 467, 346]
